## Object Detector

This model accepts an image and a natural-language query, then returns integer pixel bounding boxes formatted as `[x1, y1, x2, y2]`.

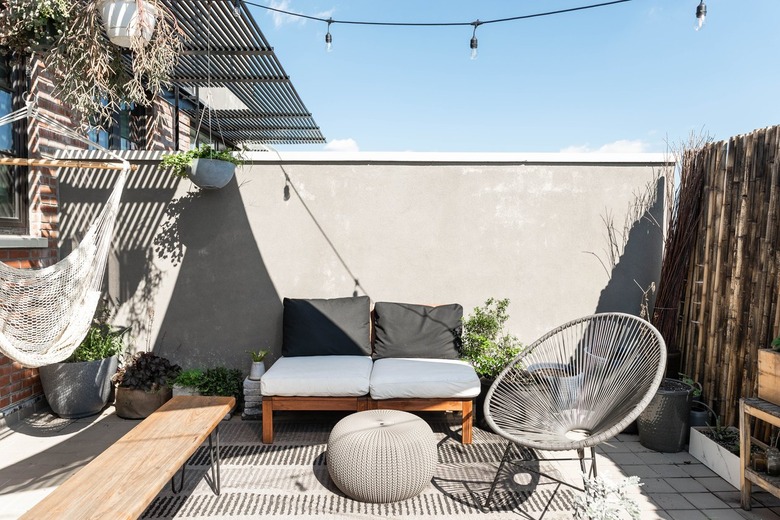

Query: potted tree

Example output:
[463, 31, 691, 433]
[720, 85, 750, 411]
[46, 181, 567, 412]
[112, 351, 181, 419]
[460, 298, 524, 429]
[198, 366, 243, 419]
[159, 144, 244, 190]
[38, 304, 127, 419]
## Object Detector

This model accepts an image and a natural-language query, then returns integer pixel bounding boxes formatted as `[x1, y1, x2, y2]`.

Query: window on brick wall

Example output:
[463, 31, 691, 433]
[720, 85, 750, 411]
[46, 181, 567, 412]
[89, 103, 146, 151]
[0, 56, 28, 232]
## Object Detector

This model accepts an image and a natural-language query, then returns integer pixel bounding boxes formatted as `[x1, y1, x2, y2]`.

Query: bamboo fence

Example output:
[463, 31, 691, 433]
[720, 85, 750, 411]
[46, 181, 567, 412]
[663, 126, 780, 427]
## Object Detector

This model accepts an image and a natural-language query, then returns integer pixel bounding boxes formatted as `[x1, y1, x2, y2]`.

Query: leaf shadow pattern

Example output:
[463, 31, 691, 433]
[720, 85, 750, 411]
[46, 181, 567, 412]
[152, 191, 201, 267]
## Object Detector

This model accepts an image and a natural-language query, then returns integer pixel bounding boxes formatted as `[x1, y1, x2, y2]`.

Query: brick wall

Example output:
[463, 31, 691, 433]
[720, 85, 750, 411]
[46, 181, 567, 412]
[0, 61, 84, 421]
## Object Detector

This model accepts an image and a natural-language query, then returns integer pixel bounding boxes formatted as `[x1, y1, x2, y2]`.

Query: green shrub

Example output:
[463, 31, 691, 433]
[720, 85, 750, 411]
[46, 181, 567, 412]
[68, 305, 127, 362]
[460, 298, 523, 380]
[173, 368, 204, 388]
[198, 366, 243, 399]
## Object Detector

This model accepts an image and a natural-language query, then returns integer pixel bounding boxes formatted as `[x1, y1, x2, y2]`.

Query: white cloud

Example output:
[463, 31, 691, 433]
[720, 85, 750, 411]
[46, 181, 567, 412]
[268, 0, 306, 28]
[560, 139, 649, 154]
[267, 1, 334, 28]
[324, 138, 359, 152]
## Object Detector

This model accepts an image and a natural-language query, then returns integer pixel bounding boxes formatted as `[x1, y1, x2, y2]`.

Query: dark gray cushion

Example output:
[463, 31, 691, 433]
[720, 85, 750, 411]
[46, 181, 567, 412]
[282, 296, 371, 356]
[373, 302, 463, 360]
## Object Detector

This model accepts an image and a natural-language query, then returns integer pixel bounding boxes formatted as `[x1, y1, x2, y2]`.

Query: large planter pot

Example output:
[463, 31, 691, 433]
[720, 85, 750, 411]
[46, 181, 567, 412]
[187, 159, 236, 190]
[99, 0, 158, 48]
[688, 426, 740, 489]
[475, 377, 494, 430]
[114, 386, 172, 419]
[39, 355, 119, 419]
[637, 378, 693, 452]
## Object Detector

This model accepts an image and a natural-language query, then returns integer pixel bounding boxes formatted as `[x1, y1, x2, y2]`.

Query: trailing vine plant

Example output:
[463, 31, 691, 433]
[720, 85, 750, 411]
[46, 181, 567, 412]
[0, 0, 183, 129]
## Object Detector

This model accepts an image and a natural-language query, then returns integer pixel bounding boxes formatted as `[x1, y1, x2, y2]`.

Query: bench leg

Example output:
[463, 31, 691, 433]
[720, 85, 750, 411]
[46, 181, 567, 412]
[461, 400, 473, 445]
[262, 398, 274, 443]
[171, 462, 187, 494]
[208, 425, 222, 495]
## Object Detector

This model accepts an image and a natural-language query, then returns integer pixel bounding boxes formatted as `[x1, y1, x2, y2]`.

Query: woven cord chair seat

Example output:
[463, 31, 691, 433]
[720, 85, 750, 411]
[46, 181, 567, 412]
[327, 410, 437, 503]
[485, 312, 666, 452]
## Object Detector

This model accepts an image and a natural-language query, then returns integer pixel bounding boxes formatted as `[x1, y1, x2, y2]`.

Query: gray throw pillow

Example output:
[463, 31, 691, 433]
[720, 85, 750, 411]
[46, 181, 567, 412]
[282, 296, 371, 356]
[373, 301, 463, 360]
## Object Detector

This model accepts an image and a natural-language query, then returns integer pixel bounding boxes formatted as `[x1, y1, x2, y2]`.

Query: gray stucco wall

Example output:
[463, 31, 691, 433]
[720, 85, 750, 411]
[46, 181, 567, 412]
[59, 152, 669, 374]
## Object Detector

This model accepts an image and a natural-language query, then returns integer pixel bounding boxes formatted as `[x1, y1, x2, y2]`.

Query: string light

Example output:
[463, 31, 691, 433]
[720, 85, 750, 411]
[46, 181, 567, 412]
[470, 21, 480, 60]
[695, 1, 706, 31]
[325, 18, 333, 52]
[245, 0, 635, 58]
[233, 0, 241, 18]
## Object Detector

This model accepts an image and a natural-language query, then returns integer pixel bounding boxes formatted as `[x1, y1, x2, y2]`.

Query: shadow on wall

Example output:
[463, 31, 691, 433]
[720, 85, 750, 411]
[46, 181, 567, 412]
[151, 176, 282, 371]
[594, 176, 666, 316]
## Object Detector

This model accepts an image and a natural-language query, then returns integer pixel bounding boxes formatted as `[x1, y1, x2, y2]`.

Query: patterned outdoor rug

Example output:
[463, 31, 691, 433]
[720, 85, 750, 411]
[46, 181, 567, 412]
[141, 412, 583, 520]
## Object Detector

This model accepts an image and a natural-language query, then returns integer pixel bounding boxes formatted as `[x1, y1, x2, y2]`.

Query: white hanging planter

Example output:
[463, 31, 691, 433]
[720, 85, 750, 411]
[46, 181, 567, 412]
[187, 158, 236, 190]
[98, 0, 158, 48]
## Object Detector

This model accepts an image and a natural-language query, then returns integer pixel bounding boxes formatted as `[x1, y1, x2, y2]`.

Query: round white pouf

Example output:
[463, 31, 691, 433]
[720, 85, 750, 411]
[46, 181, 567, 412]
[327, 409, 438, 503]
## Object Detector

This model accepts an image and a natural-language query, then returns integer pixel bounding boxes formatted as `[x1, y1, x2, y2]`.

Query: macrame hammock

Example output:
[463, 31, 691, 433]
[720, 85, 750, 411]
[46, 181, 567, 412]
[0, 100, 129, 368]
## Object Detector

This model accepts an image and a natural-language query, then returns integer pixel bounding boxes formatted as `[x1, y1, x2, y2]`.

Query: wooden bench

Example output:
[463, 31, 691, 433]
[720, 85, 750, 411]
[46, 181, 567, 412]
[261, 396, 473, 445]
[20, 395, 235, 520]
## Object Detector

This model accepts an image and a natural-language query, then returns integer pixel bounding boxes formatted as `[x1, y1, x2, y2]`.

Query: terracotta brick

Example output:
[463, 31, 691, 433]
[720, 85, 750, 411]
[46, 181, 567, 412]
[0, 397, 10, 409]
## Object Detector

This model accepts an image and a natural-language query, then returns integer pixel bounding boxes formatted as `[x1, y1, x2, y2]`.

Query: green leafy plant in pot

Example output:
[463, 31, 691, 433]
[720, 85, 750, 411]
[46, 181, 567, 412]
[460, 298, 524, 428]
[247, 349, 268, 380]
[172, 368, 204, 397]
[113, 351, 181, 419]
[159, 144, 243, 190]
[198, 366, 243, 418]
[38, 304, 127, 419]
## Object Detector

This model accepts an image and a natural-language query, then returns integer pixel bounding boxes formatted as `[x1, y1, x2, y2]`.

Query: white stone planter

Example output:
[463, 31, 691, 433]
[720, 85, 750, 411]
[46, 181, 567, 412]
[688, 426, 740, 489]
[99, 0, 158, 48]
[249, 361, 266, 381]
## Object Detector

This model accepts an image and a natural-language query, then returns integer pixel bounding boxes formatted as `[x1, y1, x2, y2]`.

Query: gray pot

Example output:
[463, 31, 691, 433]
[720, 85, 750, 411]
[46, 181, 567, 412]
[39, 355, 118, 419]
[114, 386, 172, 419]
[187, 158, 236, 190]
[637, 378, 693, 452]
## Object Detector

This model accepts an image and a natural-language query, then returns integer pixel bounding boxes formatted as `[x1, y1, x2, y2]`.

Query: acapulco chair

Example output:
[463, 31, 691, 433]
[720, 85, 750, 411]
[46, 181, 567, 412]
[483, 312, 666, 507]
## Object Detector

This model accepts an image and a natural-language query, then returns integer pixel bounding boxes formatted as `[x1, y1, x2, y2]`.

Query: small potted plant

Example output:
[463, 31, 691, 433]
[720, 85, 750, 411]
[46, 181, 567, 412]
[172, 368, 204, 397]
[159, 144, 243, 190]
[112, 351, 181, 419]
[198, 366, 243, 419]
[460, 298, 523, 428]
[247, 349, 269, 380]
[39, 303, 127, 418]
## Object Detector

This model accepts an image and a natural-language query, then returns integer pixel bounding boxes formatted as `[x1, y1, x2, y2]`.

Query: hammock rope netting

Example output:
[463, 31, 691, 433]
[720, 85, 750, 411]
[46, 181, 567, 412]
[0, 100, 128, 367]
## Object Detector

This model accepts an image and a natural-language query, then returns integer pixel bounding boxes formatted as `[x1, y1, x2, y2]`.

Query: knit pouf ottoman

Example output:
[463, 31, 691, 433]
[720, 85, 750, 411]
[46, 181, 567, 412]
[327, 409, 437, 503]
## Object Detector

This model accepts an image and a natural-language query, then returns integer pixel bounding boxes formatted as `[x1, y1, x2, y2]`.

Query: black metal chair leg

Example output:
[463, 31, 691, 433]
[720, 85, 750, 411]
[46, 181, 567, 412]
[484, 442, 514, 509]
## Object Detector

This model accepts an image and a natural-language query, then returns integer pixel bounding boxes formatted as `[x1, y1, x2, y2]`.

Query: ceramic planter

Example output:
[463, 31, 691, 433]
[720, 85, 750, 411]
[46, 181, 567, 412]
[39, 355, 118, 419]
[99, 0, 158, 48]
[249, 361, 266, 381]
[637, 378, 693, 452]
[172, 384, 201, 397]
[114, 386, 172, 419]
[688, 426, 740, 489]
[187, 159, 236, 190]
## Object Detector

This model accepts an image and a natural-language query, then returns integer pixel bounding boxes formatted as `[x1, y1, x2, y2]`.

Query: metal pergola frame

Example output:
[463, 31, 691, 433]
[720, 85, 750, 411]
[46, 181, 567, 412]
[162, 0, 325, 148]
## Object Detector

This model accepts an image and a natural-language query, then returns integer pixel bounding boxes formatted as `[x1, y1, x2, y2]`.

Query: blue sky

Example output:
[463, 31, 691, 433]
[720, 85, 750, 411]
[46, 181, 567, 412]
[244, 0, 780, 153]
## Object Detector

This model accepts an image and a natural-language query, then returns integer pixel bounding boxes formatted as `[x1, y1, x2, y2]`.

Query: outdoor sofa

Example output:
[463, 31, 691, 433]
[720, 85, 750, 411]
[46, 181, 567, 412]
[260, 296, 481, 444]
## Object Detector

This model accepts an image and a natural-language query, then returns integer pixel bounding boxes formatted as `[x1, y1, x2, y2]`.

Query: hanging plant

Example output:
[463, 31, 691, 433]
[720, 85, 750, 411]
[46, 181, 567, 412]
[0, 0, 183, 128]
[160, 144, 243, 190]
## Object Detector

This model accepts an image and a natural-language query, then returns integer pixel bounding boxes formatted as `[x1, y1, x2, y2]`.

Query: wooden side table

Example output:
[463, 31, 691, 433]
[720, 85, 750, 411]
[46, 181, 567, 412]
[740, 397, 780, 509]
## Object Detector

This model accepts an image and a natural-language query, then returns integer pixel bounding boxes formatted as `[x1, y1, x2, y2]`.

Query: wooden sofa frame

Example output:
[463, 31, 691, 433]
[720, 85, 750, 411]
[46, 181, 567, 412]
[262, 395, 473, 445]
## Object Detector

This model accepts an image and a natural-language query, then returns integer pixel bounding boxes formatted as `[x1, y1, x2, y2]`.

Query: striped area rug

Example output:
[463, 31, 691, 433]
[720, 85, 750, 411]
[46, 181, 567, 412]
[141, 413, 582, 520]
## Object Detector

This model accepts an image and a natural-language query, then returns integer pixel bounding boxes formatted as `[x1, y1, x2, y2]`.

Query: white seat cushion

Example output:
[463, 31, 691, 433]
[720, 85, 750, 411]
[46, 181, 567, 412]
[261, 356, 373, 397]
[369, 358, 481, 400]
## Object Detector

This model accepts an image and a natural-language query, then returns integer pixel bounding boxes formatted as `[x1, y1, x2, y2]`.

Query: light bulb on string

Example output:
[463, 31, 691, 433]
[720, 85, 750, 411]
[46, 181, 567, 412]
[470, 21, 481, 60]
[695, 1, 706, 31]
[232, 0, 241, 18]
[325, 19, 333, 52]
